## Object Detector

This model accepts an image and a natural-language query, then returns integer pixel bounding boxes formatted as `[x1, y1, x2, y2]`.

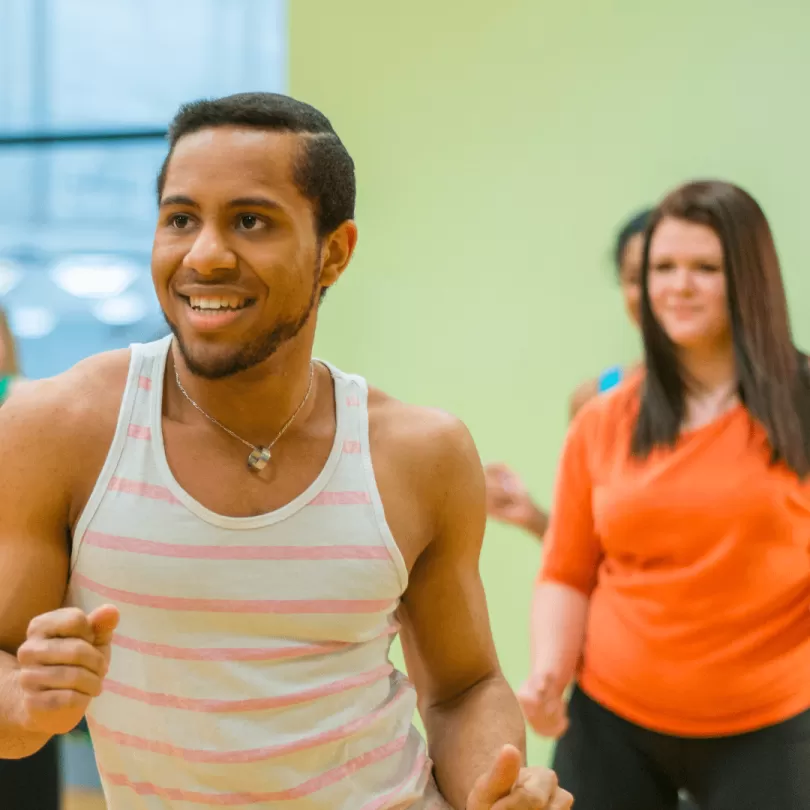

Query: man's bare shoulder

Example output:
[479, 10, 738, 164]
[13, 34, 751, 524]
[367, 388, 486, 570]
[0, 349, 131, 448]
[366, 386, 483, 525]
[367, 386, 478, 468]
[0, 350, 132, 526]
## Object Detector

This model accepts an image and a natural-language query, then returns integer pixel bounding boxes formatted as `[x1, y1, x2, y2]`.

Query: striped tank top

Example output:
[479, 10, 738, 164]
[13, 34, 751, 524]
[67, 336, 447, 810]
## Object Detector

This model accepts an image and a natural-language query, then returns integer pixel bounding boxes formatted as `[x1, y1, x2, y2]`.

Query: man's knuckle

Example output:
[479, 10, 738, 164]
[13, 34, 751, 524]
[553, 788, 574, 809]
[17, 668, 38, 690]
[26, 614, 45, 637]
[54, 666, 77, 686]
[16, 640, 38, 665]
[513, 786, 546, 808]
[28, 608, 85, 639]
[40, 691, 64, 711]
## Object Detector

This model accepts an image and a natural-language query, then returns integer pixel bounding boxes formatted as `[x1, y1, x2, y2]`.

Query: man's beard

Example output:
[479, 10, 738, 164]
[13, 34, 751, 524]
[165, 273, 320, 380]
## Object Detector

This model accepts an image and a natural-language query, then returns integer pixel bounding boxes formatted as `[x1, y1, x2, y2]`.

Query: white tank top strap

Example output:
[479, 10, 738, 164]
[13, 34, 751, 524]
[319, 361, 409, 592]
[70, 340, 149, 572]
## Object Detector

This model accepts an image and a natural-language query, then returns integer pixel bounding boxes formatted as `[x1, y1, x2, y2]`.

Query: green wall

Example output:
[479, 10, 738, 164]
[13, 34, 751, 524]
[291, 1, 810, 765]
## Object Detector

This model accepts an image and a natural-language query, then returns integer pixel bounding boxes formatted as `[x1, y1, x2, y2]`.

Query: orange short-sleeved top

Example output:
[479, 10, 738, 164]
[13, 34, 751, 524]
[540, 375, 810, 737]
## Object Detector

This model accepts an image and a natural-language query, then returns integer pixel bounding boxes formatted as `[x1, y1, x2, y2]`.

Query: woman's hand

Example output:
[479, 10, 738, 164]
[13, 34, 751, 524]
[517, 672, 569, 739]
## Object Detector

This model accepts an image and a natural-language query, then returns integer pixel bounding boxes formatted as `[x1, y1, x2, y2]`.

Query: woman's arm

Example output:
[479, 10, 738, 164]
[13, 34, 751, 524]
[518, 405, 602, 737]
[529, 582, 589, 684]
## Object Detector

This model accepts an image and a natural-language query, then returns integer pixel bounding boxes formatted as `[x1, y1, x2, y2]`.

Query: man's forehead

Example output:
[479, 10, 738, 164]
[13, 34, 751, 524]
[165, 126, 299, 186]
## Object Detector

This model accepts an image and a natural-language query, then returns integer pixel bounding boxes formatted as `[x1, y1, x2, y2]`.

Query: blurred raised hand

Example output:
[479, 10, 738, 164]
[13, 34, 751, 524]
[484, 463, 549, 539]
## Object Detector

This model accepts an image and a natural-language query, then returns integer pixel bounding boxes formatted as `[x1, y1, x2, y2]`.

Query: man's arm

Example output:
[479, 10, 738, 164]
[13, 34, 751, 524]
[0, 380, 79, 756]
[397, 415, 563, 808]
[0, 356, 125, 758]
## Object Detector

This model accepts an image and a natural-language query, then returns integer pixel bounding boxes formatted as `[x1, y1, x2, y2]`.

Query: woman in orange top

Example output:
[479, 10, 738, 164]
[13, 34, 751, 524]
[520, 180, 810, 809]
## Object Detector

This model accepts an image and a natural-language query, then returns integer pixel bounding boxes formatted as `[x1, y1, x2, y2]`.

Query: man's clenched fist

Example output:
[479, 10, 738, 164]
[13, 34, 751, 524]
[16, 604, 119, 735]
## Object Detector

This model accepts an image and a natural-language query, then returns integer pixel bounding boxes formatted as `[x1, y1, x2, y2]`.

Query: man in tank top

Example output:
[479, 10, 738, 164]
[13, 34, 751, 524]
[0, 93, 572, 810]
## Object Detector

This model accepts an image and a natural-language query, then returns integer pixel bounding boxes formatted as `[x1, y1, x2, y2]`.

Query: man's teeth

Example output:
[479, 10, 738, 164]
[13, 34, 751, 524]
[188, 296, 247, 311]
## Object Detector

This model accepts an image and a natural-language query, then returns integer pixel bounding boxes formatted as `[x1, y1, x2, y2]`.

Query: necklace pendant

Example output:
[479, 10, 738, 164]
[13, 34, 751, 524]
[247, 446, 272, 471]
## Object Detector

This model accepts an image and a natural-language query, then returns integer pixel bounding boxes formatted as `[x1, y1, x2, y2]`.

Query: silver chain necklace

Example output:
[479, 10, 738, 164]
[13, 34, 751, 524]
[174, 362, 315, 472]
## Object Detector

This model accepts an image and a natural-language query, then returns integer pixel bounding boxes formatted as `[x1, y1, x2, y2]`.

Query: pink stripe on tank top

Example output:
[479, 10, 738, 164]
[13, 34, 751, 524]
[97, 735, 411, 805]
[73, 573, 394, 614]
[126, 424, 151, 440]
[108, 476, 179, 504]
[87, 686, 412, 763]
[83, 530, 391, 560]
[111, 623, 398, 661]
[101, 664, 394, 712]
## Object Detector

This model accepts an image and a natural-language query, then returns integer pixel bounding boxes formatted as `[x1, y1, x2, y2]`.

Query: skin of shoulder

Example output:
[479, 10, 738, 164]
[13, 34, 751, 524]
[568, 363, 645, 422]
[0, 349, 131, 528]
[366, 386, 472, 446]
[568, 377, 600, 420]
[567, 372, 643, 459]
[0, 349, 131, 654]
[365, 385, 503, 702]
[366, 385, 483, 563]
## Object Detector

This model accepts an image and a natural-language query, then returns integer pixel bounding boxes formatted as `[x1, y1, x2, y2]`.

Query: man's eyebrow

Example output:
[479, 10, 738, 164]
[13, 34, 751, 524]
[159, 195, 198, 208]
[228, 196, 284, 210]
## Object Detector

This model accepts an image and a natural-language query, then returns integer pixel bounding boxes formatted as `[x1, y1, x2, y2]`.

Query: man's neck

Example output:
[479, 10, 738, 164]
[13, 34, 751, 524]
[168, 340, 321, 446]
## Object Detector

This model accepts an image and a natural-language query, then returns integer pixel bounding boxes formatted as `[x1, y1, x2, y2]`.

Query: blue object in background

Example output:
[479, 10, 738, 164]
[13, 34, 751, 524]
[597, 364, 624, 393]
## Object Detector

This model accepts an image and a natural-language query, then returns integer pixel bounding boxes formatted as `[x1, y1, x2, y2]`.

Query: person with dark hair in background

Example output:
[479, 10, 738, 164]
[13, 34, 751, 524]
[0, 308, 61, 810]
[520, 179, 810, 809]
[485, 209, 651, 540]
[0, 93, 571, 810]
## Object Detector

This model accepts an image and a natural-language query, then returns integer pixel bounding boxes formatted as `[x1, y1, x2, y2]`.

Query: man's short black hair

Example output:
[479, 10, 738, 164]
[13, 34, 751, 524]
[156, 92, 356, 238]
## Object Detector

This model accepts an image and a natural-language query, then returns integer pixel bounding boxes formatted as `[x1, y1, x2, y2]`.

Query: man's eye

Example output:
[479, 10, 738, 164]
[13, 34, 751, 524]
[170, 214, 192, 229]
[238, 214, 264, 231]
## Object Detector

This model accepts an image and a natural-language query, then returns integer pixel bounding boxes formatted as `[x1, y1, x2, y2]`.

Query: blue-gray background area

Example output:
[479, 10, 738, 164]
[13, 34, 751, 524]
[0, 0, 287, 378]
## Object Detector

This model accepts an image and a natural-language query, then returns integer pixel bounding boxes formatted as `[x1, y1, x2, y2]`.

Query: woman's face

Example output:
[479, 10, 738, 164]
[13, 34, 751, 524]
[647, 217, 730, 352]
[618, 232, 644, 327]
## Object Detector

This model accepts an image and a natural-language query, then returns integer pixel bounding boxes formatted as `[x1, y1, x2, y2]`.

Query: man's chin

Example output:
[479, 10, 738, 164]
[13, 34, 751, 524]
[163, 299, 314, 380]
[176, 341, 252, 380]
[165, 323, 240, 379]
